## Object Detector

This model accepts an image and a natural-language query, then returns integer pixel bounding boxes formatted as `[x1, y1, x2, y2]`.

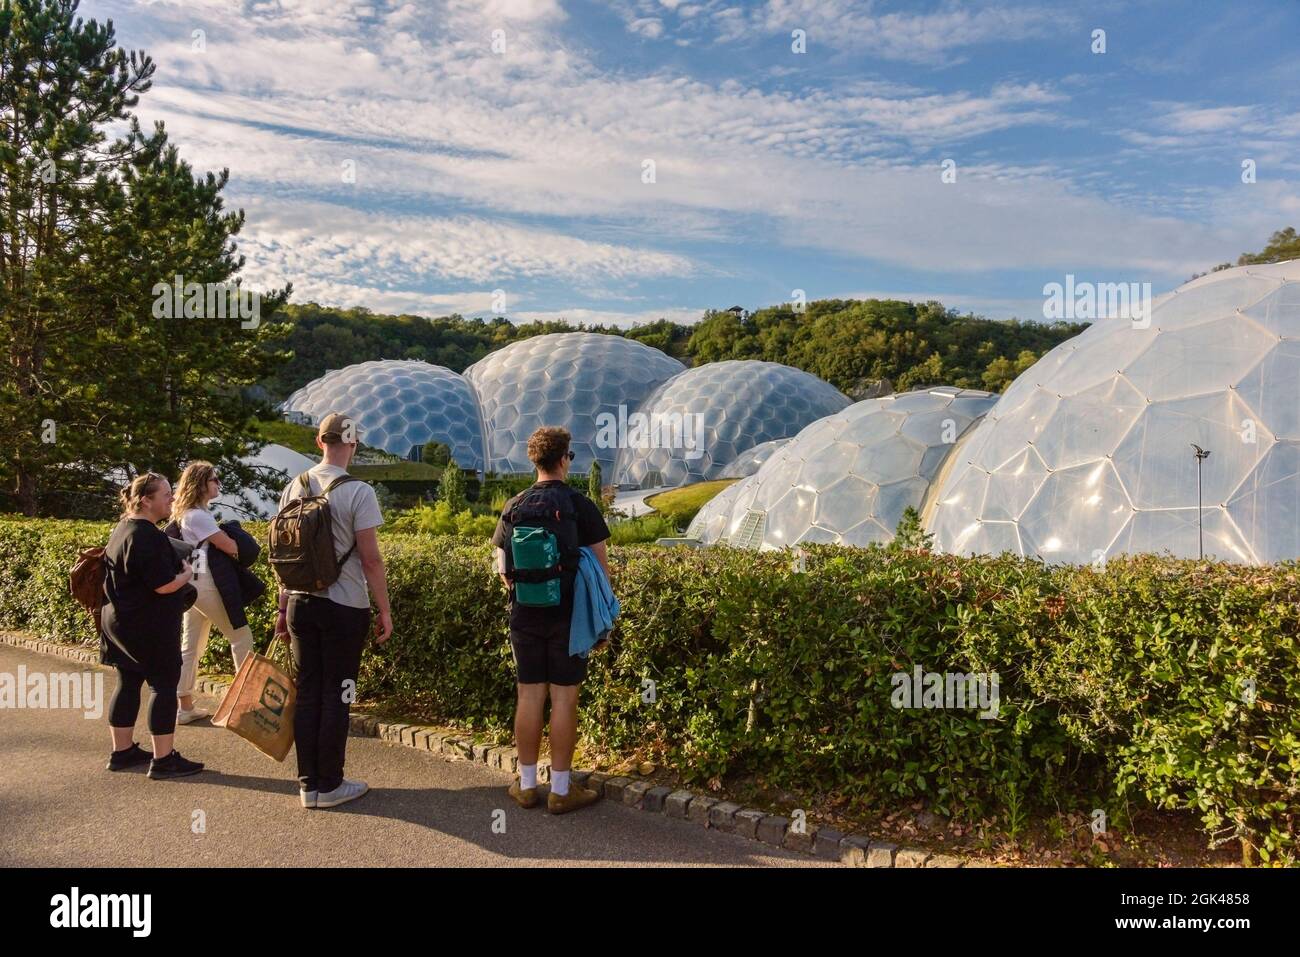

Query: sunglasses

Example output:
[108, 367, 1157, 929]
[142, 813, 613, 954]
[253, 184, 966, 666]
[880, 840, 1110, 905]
[565, 451, 576, 461]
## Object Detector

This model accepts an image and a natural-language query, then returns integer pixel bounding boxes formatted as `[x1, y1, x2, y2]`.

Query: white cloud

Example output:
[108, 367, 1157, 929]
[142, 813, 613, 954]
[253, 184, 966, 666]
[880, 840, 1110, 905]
[617, 0, 1071, 62]
[453, 0, 566, 23]
[234, 198, 694, 292]
[1163, 105, 1260, 134]
[107, 0, 1300, 313]
[629, 17, 665, 38]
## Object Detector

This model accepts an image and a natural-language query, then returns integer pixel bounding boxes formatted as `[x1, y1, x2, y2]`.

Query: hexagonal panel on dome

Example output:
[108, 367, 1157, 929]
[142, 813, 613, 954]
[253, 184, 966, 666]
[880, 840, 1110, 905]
[613, 360, 850, 489]
[1235, 338, 1300, 441]
[281, 360, 488, 470]
[463, 332, 685, 475]
[1032, 376, 1146, 471]
[1121, 316, 1275, 402]
[1242, 280, 1300, 338]
[928, 260, 1300, 564]
[1017, 460, 1132, 559]
[1226, 442, 1300, 563]
[690, 387, 997, 550]
[1111, 392, 1271, 511]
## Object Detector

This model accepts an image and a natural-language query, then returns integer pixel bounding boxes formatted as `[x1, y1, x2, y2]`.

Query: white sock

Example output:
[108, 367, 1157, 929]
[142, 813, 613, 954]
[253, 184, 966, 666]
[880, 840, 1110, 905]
[520, 763, 538, 790]
[552, 769, 571, 796]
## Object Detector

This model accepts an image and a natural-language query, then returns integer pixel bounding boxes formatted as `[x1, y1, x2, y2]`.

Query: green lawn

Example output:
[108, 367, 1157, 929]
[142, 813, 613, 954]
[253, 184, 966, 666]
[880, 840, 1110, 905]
[643, 479, 737, 527]
[253, 417, 403, 463]
[351, 461, 444, 481]
[252, 418, 320, 456]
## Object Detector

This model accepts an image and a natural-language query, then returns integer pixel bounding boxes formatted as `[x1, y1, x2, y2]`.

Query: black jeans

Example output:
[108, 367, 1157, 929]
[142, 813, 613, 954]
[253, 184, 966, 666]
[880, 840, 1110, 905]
[109, 659, 182, 735]
[287, 594, 370, 793]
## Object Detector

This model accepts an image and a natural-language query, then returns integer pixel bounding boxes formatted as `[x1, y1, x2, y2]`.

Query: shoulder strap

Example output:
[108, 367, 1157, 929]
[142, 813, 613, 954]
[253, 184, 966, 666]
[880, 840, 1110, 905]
[549, 484, 579, 520]
[292, 472, 360, 500]
[322, 475, 361, 495]
[322, 474, 363, 568]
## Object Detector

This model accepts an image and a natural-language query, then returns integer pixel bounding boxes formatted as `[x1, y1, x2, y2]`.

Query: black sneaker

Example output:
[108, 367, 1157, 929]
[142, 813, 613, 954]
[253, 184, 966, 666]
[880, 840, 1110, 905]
[147, 749, 205, 780]
[107, 743, 153, 772]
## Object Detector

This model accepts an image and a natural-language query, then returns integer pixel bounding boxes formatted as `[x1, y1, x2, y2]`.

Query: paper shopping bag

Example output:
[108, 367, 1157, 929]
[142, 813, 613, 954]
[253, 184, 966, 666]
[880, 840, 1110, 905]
[212, 641, 296, 762]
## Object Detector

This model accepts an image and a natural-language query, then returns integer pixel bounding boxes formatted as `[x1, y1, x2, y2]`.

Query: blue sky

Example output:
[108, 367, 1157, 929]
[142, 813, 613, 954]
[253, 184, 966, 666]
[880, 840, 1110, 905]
[88, 0, 1300, 324]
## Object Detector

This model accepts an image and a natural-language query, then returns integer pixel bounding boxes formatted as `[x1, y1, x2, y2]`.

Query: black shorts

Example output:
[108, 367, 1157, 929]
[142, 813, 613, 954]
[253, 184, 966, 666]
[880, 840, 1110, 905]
[509, 617, 588, 686]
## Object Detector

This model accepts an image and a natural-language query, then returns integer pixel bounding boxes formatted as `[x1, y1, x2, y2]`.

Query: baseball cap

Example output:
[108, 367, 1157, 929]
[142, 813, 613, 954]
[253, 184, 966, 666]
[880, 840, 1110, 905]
[317, 411, 361, 444]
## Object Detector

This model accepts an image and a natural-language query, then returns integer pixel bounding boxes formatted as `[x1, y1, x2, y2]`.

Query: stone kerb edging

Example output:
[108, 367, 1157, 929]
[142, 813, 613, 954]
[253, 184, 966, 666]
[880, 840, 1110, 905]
[1, 630, 982, 868]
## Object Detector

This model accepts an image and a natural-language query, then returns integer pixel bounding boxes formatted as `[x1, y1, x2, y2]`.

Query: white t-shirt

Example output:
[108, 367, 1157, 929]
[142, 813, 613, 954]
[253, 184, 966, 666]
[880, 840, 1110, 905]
[278, 464, 383, 610]
[179, 507, 221, 577]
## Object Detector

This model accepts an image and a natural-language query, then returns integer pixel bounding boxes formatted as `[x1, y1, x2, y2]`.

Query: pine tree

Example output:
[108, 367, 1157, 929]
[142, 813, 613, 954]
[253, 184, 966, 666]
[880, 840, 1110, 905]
[0, 0, 289, 514]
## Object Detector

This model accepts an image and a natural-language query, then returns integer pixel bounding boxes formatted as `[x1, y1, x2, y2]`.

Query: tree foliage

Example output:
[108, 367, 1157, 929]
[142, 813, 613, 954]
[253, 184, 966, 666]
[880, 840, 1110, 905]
[420, 440, 451, 467]
[1235, 226, 1300, 266]
[257, 304, 694, 403]
[1204, 226, 1300, 277]
[437, 462, 466, 512]
[686, 299, 1084, 397]
[0, 0, 288, 516]
[262, 298, 1083, 406]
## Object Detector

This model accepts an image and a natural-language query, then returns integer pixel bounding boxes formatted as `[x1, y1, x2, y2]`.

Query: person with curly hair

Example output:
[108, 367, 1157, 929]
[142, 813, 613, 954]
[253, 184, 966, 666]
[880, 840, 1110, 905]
[491, 427, 612, 815]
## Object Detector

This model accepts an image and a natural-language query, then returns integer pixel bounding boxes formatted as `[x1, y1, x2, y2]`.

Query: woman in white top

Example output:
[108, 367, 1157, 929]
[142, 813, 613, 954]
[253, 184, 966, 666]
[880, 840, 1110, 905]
[170, 461, 255, 723]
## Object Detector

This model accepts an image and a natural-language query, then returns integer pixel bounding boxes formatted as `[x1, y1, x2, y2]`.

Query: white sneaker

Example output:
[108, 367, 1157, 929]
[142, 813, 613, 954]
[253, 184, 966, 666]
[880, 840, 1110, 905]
[315, 779, 369, 809]
[300, 789, 318, 809]
[176, 707, 211, 725]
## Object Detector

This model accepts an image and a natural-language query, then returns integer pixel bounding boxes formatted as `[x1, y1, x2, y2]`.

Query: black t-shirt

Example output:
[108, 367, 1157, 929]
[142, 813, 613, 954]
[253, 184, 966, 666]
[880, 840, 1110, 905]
[101, 517, 186, 667]
[491, 481, 610, 634]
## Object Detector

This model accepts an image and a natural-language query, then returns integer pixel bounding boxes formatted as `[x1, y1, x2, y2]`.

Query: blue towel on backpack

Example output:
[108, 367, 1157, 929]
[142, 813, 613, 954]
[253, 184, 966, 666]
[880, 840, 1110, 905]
[570, 546, 619, 658]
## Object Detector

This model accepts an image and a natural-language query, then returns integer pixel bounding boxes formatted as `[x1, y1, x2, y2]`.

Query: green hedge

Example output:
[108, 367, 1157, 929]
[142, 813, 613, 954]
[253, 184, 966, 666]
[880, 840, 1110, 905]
[1, 516, 1296, 862]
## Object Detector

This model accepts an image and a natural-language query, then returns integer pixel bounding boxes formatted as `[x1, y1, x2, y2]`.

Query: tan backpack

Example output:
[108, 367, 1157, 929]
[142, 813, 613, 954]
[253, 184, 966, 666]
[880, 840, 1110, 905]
[267, 472, 361, 591]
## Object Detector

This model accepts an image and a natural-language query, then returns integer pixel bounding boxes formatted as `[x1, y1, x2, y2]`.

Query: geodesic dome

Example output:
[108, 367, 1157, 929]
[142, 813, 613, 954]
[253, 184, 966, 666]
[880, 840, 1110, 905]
[694, 387, 997, 548]
[464, 332, 685, 475]
[718, 438, 792, 478]
[614, 360, 850, 489]
[686, 475, 754, 543]
[281, 360, 487, 470]
[927, 261, 1300, 564]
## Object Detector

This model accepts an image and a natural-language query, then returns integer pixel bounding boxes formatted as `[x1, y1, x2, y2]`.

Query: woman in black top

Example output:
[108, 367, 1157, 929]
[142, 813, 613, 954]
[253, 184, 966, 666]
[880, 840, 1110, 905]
[102, 472, 206, 779]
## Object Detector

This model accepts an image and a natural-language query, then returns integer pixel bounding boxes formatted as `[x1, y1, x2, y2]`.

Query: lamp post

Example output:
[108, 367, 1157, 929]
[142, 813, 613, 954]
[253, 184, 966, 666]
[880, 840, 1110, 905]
[1191, 444, 1211, 560]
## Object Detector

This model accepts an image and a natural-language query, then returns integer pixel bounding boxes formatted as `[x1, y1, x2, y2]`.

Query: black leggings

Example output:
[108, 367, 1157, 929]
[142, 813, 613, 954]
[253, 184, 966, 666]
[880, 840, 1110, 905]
[109, 660, 182, 735]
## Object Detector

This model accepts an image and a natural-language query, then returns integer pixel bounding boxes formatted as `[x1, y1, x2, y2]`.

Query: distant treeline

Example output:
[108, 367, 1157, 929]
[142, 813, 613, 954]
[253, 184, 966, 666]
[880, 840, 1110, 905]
[261, 300, 1087, 402]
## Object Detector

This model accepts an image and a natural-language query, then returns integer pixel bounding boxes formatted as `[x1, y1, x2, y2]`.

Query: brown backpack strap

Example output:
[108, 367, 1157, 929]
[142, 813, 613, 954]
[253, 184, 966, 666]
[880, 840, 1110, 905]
[293, 472, 361, 499]
[320, 474, 363, 568]
[321, 475, 361, 495]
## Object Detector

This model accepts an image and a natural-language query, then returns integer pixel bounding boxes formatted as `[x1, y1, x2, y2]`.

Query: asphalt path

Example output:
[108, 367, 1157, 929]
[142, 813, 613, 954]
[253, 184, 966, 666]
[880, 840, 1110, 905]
[0, 642, 827, 868]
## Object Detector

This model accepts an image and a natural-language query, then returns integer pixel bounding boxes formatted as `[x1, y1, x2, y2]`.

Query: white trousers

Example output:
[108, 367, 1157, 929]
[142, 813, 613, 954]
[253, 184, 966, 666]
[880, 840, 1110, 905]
[179, 569, 255, 699]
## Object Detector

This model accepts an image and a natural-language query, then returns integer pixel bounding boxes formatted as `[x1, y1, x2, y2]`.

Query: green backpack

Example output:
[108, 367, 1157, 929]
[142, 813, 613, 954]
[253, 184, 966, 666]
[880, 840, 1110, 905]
[506, 485, 580, 607]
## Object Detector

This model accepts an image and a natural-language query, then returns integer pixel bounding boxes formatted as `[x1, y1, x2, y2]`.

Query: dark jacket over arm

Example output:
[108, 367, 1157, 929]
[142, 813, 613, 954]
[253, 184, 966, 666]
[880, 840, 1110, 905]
[164, 519, 267, 631]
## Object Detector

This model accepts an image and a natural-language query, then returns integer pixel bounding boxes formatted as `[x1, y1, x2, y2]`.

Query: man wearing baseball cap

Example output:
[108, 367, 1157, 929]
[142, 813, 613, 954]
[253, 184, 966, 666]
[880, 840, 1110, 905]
[274, 411, 393, 809]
